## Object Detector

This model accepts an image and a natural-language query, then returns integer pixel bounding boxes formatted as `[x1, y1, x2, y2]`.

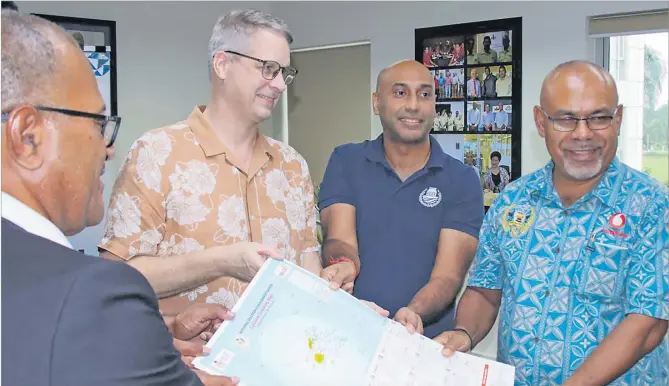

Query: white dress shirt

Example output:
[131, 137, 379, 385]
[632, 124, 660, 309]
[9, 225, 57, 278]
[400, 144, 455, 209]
[1, 191, 73, 249]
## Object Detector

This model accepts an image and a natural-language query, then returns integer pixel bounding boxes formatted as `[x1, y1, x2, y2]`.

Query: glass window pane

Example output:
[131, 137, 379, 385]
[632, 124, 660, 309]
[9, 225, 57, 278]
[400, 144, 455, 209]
[607, 32, 668, 189]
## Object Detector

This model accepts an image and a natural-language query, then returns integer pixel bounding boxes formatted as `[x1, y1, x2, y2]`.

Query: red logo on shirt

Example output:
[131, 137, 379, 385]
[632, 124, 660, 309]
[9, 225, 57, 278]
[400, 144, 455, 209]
[608, 213, 626, 229]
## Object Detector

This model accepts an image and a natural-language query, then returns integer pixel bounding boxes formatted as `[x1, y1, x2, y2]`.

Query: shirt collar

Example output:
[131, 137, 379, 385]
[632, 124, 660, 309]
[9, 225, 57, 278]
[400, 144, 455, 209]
[185, 105, 280, 160]
[530, 157, 622, 207]
[363, 134, 447, 170]
[1, 192, 73, 249]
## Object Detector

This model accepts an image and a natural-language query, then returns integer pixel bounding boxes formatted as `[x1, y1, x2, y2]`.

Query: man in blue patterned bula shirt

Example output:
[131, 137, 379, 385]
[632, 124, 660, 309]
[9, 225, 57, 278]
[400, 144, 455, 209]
[434, 60, 669, 385]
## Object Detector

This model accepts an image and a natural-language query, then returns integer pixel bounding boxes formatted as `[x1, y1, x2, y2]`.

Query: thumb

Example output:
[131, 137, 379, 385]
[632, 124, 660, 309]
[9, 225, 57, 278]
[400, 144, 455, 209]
[328, 267, 350, 290]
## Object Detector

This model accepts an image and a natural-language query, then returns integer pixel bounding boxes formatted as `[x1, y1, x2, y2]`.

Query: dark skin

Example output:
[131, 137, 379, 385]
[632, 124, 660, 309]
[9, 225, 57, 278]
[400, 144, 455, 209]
[436, 61, 668, 386]
[322, 60, 478, 334]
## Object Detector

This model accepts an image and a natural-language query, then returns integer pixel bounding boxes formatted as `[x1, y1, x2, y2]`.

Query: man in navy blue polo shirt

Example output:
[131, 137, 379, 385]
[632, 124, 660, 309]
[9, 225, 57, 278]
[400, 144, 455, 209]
[317, 60, 484, 338]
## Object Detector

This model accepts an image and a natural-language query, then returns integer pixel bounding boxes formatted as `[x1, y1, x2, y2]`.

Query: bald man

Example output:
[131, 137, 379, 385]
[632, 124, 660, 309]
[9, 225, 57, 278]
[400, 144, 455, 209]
[318, 60, 484, 338]
[435, 60, 669, 385]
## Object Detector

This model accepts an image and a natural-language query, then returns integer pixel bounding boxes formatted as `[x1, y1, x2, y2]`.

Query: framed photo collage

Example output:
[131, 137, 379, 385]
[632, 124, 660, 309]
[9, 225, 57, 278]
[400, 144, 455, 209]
[415, 17, 522, 209]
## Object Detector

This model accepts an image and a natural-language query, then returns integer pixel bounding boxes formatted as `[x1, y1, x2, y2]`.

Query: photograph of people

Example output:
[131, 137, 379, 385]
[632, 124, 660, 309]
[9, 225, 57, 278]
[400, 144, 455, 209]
[466, 68, 481, 98]
[496, 65, 512, 97]
[481, 103, 495, 132]
[467, 102, 482, 132]
[451, 69, 464, 98]
[493, 102, 510, 131]
[464, 151, 481, 180]
[432, 102, 464, 133]
[453, 110, 464, 131]
[422, 36, 465, 67]
[465, 35, 477, 65]
[483, 151, 510, 193]
[477, 35, 497, 64]
[482, 66, 497, 98]
[498, 33, 512, 62]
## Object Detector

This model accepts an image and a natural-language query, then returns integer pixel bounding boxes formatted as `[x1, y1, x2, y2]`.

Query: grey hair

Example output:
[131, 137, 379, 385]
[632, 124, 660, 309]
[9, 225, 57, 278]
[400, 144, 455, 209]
[1, 10, 77, 111]
[207, 9, 293, 73]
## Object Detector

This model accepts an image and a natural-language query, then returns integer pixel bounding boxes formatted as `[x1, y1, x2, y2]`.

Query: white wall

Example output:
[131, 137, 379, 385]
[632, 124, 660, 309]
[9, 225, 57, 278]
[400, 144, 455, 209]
[270, 0, 664, 176]
[268, 0, 665, 360]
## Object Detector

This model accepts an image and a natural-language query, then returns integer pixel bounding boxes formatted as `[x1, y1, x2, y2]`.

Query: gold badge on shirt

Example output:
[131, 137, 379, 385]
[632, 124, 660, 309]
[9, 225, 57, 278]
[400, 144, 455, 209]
[501, 205, 536, 238]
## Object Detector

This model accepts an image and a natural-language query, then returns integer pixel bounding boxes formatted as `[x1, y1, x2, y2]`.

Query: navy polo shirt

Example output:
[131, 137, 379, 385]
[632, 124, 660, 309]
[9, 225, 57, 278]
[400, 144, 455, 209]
[319, 134, 484, 338]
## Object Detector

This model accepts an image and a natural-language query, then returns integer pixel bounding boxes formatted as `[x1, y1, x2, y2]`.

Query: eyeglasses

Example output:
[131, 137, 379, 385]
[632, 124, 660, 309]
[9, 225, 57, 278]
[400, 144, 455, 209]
[223, 50, 298, 85]
[1, 105, 121, 148]
[541, 108, 618, 132]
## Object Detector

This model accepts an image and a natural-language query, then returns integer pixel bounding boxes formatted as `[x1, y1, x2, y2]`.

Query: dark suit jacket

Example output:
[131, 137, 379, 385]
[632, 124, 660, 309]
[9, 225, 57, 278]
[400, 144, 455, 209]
[1, 218, 204, 386]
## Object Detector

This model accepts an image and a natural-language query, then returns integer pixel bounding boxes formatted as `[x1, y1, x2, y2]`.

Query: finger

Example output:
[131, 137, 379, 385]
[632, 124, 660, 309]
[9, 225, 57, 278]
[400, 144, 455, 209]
[364, 300, 390, 317]
[342, 282, 354, 293]
[182, 355, 195, 368]
[200, 331, 214, 341]
[174, 339, 211, 357]
[256, 244, 283, 260]
[194, 370, 240, 386]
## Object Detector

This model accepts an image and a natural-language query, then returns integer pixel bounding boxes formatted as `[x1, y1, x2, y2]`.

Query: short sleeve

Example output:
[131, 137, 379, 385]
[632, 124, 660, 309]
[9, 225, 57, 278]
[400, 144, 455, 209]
[318, 146, 355, 210]
[624, 193, 669, 321]
[52, 262, 203, 386]
[442, 168, 484, 239]
[98, 133, 170, 260]
[467, 201, 504, 290]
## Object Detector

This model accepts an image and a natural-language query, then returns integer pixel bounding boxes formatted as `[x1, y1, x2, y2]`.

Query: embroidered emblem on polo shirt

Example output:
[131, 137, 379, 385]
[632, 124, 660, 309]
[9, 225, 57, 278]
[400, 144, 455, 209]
[419, 187, 442, 208]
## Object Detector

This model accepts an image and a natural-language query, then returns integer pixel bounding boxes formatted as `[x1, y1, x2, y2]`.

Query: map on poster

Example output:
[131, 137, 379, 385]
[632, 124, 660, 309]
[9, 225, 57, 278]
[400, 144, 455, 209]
[193, 259, 516, 386]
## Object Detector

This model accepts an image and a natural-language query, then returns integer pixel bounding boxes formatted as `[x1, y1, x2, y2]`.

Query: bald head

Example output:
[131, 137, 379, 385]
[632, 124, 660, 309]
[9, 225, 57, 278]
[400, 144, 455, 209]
[540, 60, 618, 109]
[1, 10, 82, 110]
[376, 60, 432, 92]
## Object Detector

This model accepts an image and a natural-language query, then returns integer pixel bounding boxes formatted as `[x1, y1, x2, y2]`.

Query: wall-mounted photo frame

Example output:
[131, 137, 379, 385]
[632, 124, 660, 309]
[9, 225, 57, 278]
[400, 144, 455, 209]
[33, 14, 118, 117]
[416, 17, 522, 210]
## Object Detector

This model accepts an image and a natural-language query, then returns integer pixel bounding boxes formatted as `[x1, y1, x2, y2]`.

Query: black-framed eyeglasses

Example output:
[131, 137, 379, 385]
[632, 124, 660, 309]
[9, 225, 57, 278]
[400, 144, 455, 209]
[223, 50, 298, 85]
[540, 107, 618, 132]
[1, 105, 121, 148]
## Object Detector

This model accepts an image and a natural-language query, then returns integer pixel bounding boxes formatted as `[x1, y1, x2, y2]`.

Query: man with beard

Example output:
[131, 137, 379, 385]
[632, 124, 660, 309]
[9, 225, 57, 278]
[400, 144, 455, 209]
[317, 60, 484, 338]
[435, 60, 668, 385]
[477, 35, 497, 64]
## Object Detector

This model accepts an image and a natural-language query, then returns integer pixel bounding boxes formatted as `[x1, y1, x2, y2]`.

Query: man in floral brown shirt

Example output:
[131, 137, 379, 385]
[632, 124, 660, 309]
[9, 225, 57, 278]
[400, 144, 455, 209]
[98, 9, 337, 316]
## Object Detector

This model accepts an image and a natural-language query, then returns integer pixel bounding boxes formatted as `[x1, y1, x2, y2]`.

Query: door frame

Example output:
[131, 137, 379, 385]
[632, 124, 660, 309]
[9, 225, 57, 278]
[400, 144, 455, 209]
[279, 40, 371, 145]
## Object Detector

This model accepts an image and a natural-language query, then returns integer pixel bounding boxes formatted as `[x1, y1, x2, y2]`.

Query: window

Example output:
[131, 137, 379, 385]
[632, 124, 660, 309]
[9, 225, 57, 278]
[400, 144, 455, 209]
[591, 10, 669, 188]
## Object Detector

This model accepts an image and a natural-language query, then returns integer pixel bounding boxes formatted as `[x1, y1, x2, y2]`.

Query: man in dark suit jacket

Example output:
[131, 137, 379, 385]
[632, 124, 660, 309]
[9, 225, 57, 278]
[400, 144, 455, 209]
[1, 10, 239, 386]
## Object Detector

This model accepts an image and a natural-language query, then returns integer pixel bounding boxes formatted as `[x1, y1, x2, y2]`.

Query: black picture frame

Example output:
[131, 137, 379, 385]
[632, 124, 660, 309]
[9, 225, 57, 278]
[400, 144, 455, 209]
[33, 14, 118, 117]
[416, 17, 522, 210]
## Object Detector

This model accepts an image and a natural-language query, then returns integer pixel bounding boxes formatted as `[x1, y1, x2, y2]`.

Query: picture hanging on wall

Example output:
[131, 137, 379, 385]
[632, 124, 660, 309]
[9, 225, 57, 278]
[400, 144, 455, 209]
[33, 14, 118, 117]
[416, 16, 522, 209]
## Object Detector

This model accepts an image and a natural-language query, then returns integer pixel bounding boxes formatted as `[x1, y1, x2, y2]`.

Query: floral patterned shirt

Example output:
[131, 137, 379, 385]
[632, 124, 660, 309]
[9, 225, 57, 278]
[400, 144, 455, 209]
[99, 106, 320, 315]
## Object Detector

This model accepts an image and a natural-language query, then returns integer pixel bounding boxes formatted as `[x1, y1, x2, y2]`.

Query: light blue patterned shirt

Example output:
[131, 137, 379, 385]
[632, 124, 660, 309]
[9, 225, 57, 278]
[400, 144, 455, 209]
[468, 158, 669, 386]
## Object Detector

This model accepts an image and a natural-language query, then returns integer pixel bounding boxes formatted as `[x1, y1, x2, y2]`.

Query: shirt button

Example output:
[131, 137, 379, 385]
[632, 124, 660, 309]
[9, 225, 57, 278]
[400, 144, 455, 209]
[555, 247, 561, 253]
[534, 337, 540, 343]
[563, 210, 569, 216]
[544, 290, 550, 296]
